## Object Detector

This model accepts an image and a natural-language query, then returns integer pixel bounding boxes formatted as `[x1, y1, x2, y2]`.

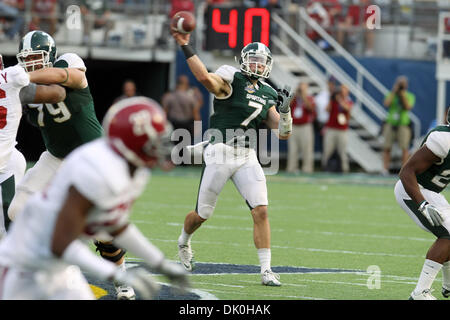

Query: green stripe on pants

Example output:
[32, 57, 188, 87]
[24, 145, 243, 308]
[404, 199, 450, 239]
[1, 175, 15, 231]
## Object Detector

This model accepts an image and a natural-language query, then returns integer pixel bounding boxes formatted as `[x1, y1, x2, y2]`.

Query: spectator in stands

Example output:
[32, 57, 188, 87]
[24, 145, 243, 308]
[314, 76, 336, 153]
[306, 0, 342, 50]
[113, 79, 138, 104]
[322, 84, 353, 173]
[443, 16, 450, 58]
[80, 0, 115, 46]
[381, 75, 415, 176]
[162, 74, 202, 143]
[336, 0, 374, 56]
[30, 0, 57, 36]
[287, 82, 316, 174]
[0, 0, 25, 40]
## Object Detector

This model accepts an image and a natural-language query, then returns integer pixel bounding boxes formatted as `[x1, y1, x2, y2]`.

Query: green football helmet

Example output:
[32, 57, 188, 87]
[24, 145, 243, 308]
[17, 30, 57, 72]
[239, 42, 273, 80]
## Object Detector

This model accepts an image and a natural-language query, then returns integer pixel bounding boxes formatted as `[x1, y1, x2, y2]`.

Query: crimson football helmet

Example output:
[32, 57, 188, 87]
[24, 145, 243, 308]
[103, 96, 172, 167]
[0, 54, 3, 70]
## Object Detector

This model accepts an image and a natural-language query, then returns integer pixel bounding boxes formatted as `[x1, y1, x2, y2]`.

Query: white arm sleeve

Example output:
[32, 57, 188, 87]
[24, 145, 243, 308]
[113, 224, 165, 268]
[425, 131, 450, 160]
[62, 239, 117, 281]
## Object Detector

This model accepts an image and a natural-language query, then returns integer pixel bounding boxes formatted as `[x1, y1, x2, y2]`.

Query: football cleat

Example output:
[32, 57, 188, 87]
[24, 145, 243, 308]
[178, 244, 195, 272]
[115, 283, 136, 300]
[408, 289, 436, 300]
[442, 286, 450, 298]
[261, 269, 281, 287]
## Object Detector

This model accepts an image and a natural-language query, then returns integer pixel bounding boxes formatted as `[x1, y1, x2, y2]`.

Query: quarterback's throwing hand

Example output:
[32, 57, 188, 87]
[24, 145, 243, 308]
[276, 85, 293, 114]
[418, 201, 444, 227]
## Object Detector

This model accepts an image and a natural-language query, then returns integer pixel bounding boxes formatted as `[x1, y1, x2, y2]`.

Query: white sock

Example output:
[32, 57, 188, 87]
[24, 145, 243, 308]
[442, 261, 450, 290]
[257, 248, 271, 274]
[414, 259, 442, 294]
[178, 228, 192, 246]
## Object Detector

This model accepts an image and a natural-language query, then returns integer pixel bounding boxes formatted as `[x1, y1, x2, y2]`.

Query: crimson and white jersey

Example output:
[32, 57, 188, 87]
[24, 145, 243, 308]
[0, 138, 149, 270]
[0, 65, 29, 172]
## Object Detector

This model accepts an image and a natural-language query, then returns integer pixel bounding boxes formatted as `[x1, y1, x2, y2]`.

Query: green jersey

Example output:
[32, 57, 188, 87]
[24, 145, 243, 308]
[385, 91, 415, 126]
[27, 53, 103, 158]
[209, 65, 277, 145]
[416, 125, 450, 193]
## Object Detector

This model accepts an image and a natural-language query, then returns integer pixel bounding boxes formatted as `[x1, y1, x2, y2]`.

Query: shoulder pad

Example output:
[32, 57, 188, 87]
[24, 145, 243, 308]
[425, 131, 450, 160]
[215, 65, 239, 83]
[54, 53, 87, 72]
[3, 65, 29, 88]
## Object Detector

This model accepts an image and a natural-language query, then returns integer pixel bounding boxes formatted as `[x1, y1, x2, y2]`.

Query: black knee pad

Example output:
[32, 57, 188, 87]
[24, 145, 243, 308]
[94, 240, 126, 263]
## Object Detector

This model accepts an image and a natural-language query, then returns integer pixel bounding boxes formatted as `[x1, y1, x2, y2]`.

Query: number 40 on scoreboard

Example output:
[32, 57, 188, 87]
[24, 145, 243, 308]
[205, 6, 271, 52]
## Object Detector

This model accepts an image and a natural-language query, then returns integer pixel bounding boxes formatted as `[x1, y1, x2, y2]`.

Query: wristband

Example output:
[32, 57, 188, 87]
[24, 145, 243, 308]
[181, 44, 195, 59]
[61, 68, 69, 84]
[418, 200, 428, 212]
[278, 109, 292, 136]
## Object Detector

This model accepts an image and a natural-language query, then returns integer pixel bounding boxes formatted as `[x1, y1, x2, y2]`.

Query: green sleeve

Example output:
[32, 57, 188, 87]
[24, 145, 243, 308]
[407, 92, 415, 108]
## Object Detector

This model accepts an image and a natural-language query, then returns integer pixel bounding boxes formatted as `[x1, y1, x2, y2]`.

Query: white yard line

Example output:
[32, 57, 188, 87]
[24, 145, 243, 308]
[134, 220, 429, 243]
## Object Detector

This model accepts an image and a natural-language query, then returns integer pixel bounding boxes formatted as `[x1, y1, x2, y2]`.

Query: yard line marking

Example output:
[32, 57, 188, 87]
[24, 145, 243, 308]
[273, 245, 422, 258]
[130, 234, 425, 259]
[136, 220, 431, 244]
[160, 221, 430, 242]
[192, 281, 245, 288]
[308, 219, 418, 229]
[239, 278, 369, 287]
[204, 288, 328, 300]
[295, 229, 432, 242]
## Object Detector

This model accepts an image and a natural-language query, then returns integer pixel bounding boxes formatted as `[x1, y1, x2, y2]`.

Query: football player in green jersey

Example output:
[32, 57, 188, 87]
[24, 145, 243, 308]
[8, 30, 135, 300]
[172, 30, 293, 286]
[395, 108, 450, 300]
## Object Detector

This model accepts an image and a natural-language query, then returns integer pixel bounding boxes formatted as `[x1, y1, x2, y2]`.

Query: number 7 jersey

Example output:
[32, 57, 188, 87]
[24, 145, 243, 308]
[209, 65, 277, 143]
[26, 53, 103, 158]
[417, 125, 450, 193]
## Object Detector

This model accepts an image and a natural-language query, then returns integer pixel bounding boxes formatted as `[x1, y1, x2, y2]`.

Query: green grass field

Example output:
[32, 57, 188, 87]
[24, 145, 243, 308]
[123, 167, 449, 300]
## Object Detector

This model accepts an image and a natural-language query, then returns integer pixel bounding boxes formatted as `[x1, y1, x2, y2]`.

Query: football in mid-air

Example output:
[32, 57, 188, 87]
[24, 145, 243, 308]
[171, 11, 196, 34]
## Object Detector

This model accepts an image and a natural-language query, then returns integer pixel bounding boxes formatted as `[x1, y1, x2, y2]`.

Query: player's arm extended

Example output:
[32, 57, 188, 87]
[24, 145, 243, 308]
[265, 86, 293, 140]
[19, 83, 66, 104]
[172, 31, 230, 97]
[186, 55, 230, 97]
[399, 145, 440, 205]
[264, 106, 291, 140]
[111, 223, 190, 290]
[51, 186, 118, 280]
[28, 67, 87, 90]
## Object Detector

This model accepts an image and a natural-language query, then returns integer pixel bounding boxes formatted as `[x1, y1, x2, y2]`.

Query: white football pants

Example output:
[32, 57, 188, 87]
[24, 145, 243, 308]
[8, 151, 62, 221]
[0, 148, 26, 237]
[394, 180, 450, 238]
[196, 143, 268, 220]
